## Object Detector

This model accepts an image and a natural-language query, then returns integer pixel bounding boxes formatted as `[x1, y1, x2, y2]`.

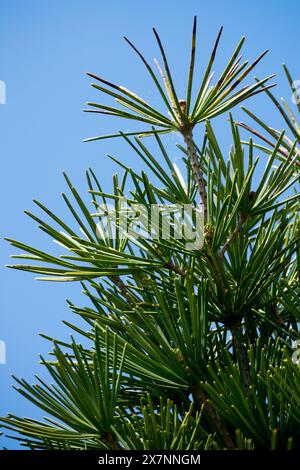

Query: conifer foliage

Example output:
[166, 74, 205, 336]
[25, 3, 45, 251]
[1, 17, 300, 450]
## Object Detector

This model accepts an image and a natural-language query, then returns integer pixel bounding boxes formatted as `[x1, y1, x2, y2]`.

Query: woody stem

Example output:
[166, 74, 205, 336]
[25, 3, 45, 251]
[183, 128, 207, 223]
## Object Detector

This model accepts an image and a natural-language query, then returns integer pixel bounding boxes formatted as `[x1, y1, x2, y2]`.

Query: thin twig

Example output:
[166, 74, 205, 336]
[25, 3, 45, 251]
[273, 304, 288, 331]
[164, 260, 186, 277]
[218, 213, 247, 259]
[237, 121, 300, 166]
[113, 275, 135, 306]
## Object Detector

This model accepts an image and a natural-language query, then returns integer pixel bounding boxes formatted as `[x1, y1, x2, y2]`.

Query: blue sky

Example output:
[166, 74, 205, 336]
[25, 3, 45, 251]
[0, 0, 299, 449]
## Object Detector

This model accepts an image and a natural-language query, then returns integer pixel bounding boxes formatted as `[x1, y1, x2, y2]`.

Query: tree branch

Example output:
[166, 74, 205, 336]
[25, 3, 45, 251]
[191, 383, 235, 449]
[164, 260, 186, 276]
[230, 320, 250, 393]
[113, 275, 135, 306]
[218, 213, 247, 259]
[237, 121, 300, 165]
[103, 430, 121, 450]
[182, 128, 208, 223]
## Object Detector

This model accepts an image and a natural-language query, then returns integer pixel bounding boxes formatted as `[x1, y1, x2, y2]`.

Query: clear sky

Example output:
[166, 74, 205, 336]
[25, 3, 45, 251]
[0, 0, 299, 449]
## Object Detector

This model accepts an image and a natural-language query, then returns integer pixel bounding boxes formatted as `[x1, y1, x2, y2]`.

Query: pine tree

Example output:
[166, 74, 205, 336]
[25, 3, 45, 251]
[1, 17, 300, 450]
